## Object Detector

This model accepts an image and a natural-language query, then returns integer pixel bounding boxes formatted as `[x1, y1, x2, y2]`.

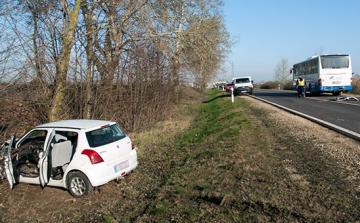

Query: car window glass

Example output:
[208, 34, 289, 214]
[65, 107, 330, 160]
[86, 124, 126, 148]
[53, 130, 78, 149]
[236, 78, 250, 83]
[17, 130, 47, 149]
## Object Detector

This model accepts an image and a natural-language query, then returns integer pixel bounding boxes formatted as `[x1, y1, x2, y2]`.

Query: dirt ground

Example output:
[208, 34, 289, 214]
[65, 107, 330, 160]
[1, 92, 360, 222]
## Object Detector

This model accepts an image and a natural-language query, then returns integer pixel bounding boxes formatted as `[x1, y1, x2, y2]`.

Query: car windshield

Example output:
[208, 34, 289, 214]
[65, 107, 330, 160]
[86, 124, 126, 147]
[235, 78, 250, 84]
[321, 56, 349, 69]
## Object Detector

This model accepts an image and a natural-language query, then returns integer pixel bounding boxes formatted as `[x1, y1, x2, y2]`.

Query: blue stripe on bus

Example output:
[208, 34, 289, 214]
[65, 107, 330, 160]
[318, 86, 352, 91]
[293, 85, 352, 92]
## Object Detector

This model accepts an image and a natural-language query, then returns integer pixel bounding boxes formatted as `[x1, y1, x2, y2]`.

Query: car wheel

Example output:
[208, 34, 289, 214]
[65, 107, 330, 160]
[67, 172, 93, 198]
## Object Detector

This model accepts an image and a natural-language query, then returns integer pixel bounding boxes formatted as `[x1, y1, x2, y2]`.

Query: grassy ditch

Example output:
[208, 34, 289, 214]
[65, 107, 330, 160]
[72, 89, 359, 222]
[126, 89, 360, 222]
[130, 89, 268, 221]
[2, 88, 360, 222]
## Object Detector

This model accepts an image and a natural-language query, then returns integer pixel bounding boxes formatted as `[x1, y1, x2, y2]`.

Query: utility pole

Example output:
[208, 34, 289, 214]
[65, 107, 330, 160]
[231, 61, 234, 77]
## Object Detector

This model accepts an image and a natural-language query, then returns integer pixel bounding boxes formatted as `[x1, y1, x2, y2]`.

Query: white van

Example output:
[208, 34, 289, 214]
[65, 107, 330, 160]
[232, 76, 253, 95]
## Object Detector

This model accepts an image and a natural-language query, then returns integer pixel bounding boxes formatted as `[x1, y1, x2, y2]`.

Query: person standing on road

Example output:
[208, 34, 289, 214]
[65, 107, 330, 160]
[296, 75, 306, 98]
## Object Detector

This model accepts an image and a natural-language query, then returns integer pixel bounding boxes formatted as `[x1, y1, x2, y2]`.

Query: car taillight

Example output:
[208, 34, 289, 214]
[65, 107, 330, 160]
[131, 139, 135, 150]
[81, 149, 104, 164]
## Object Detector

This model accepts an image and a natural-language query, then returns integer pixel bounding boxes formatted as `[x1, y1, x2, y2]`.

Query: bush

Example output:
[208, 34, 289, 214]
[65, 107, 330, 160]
[282, 80, 294, 90]
[350, 77, 360, 95]
[260, 81, 279, 89]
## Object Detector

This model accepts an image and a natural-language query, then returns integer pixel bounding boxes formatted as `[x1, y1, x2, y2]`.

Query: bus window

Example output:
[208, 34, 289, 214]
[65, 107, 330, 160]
[321, 56, 349, 69]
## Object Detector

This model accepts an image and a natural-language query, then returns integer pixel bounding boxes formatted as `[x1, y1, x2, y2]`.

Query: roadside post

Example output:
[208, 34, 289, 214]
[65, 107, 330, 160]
[231, 87, 234, 103]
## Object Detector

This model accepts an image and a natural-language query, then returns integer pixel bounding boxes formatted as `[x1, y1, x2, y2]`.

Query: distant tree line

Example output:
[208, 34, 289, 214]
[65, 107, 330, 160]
[258, 80, 293, 90]
[0, 0, 232, 131]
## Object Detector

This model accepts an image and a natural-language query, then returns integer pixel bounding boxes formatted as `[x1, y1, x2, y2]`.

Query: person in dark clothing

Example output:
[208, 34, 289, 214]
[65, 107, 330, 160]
[296, 76, 306, 98]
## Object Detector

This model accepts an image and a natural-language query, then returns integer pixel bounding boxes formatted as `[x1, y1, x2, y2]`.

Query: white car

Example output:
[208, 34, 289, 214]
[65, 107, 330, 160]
[1, 120, 138, 198]
[232, 76, 254, 95]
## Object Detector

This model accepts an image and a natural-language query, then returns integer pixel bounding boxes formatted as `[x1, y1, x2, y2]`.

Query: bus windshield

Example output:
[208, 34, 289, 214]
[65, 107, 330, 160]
[321, 55, 349, 69]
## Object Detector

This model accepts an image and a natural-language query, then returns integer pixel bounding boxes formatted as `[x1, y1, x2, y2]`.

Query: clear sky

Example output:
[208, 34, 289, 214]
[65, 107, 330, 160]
[221, 0, 360, 83]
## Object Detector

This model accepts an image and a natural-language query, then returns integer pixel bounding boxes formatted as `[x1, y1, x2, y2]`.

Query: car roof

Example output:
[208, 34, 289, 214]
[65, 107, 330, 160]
[232, 76, 251, 80]
[36, 119, 116, 130]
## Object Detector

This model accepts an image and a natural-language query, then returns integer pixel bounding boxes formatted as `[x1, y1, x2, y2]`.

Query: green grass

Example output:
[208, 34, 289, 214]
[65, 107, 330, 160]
[194, 184, 212, 191]
[9, 88, 360, 222]
[149, 201, 168, 215]
[185, 209, 200, 216]
[127, 89, 360, 222]
[177, 90, 249, 147]
[91, 89, 360, 221]
[130, 89, 281, 221]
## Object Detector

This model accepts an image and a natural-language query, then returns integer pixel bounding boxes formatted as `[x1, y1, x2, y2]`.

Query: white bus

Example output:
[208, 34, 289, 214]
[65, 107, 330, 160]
[290, 54, 352, 95]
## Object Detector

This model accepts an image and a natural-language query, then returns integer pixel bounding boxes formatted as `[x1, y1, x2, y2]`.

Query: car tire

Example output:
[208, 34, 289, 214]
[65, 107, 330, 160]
[67, 172, 93, 198]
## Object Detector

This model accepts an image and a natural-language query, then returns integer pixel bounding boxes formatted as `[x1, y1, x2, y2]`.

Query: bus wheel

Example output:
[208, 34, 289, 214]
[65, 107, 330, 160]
[332, 91, 341, 96]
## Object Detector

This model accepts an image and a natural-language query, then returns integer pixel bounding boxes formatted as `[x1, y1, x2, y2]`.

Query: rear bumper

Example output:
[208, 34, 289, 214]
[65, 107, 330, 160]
[318, 85, 352, 92]
[85, 149, 138, 187]
[234, 86, 253, 93]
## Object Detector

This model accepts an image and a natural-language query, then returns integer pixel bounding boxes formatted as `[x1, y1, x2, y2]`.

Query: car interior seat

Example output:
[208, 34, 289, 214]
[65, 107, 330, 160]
[51, 134, 73, 178]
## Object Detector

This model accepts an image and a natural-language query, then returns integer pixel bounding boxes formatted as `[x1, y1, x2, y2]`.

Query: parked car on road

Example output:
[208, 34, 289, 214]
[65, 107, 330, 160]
[1, 119, 138, 198]
[232, 76, 254, 95]
[225, 83, 234, 92]
[217, 82, 226, 90]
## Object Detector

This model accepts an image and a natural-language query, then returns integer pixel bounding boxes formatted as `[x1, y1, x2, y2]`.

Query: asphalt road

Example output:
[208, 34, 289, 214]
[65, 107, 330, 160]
[250, 89, 360, 135]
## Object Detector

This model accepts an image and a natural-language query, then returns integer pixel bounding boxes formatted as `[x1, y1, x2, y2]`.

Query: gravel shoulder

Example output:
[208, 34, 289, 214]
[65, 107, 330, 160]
[244, 96, 360, 221]
[245, 96, 360, 173]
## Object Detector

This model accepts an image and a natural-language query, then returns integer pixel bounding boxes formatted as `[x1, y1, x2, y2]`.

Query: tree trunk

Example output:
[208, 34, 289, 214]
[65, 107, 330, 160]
[49, 0, 81, 121]
[81, 0, 96, 119]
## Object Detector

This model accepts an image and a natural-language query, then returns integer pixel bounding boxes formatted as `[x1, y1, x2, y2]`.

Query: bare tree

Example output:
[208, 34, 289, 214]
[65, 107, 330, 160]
[274, 57, 290, 89]
[152, 0, 231, 91]
[79, 0, 150, 118]
[0, 1, 30, 89]
[183, 14, 231, 91]
[47, 0, 81, 121]
[0, 0, 233, 132]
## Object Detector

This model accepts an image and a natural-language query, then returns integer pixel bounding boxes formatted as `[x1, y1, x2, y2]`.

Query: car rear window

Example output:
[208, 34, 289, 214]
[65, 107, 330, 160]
[86, 124, 126, 148]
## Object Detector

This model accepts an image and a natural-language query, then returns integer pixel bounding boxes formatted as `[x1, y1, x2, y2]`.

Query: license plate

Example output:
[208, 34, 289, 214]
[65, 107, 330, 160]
[114, 160, 130, 172]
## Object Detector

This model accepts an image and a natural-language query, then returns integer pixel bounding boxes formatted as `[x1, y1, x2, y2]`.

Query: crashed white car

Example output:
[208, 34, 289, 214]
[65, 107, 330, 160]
[1, 120, 138, 198]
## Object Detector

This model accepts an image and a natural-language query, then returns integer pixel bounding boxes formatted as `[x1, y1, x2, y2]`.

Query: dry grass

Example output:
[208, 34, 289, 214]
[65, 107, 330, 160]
[1, 89, 360, 222]
[130, 119, 192, 152]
